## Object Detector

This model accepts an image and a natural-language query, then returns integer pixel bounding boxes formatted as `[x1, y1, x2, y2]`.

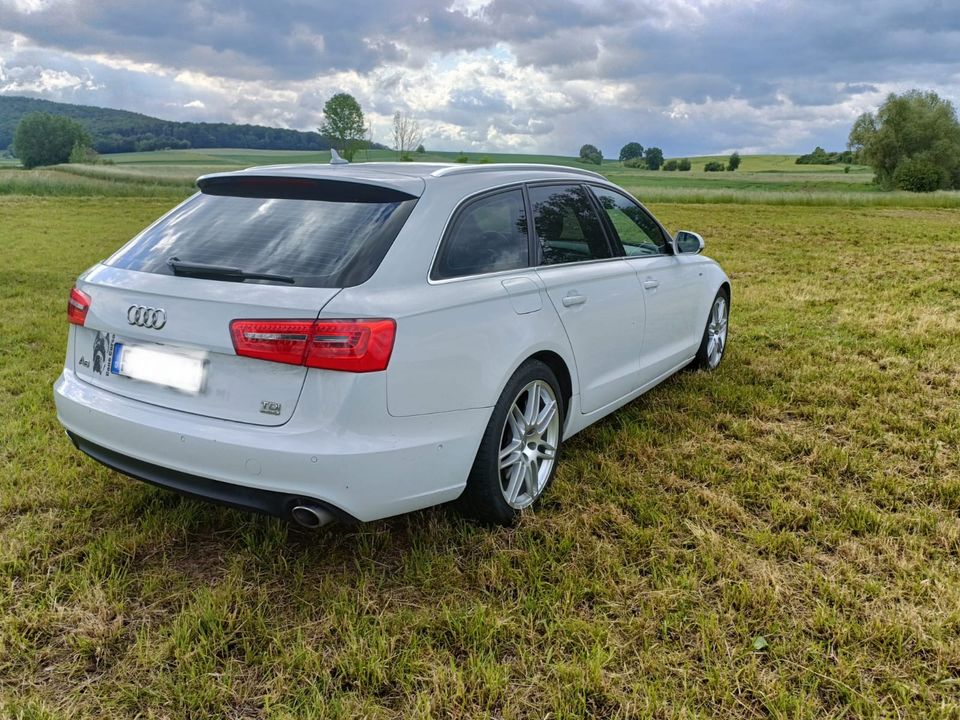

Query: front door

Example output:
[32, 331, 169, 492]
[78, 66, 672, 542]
[589, 185, 702, 382]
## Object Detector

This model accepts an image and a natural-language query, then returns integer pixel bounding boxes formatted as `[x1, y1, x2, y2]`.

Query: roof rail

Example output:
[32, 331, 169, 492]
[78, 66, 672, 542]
[430, 163, 605, 180]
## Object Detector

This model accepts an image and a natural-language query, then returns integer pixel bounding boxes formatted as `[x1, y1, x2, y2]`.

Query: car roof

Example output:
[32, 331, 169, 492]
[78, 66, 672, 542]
[197, 162, 608, 198]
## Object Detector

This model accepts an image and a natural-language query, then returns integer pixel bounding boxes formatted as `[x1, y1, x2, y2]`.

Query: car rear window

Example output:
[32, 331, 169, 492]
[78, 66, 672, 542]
[106, 177, 418, 288]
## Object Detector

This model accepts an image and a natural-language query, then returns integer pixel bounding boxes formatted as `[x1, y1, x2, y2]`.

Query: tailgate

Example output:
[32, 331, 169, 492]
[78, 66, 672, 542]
[72, 264, 339, 426]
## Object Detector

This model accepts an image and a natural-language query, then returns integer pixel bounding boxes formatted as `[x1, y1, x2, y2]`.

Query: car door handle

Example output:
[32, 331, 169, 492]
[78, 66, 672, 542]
[642, 278, 659, 290]
[561, 293, 587, 307]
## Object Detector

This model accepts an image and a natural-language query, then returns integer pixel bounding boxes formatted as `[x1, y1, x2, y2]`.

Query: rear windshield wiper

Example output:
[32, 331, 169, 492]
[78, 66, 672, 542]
[168, 257, 295, 284]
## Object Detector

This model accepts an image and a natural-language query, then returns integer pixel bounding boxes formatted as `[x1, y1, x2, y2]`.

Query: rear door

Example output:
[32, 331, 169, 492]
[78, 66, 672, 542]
[529, 183, 645, 414]
[72, 176, 419, 426]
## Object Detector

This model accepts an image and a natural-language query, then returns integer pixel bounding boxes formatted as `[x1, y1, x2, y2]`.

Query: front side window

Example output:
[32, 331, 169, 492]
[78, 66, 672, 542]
[431, 189, 529, 280]
[590, 186, 668, 257]
[528, 184, 612, 265]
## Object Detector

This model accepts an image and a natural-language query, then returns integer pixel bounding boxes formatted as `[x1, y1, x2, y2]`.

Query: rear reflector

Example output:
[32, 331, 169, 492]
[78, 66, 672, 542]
[67, 287, 91, 326]
[230, 318, 396, 373]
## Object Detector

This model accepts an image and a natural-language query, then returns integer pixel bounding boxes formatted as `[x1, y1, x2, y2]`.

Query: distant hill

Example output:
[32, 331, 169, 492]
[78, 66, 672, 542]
[0, 95, 379, 154]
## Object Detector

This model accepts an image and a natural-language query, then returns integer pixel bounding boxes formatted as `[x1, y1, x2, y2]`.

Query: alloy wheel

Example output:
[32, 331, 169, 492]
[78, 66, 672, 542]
[706, 296, 728, 368]
[497, 379, 561, 509]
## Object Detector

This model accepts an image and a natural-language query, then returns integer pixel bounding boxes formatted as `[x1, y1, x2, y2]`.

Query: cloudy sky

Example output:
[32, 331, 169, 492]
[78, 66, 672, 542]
[1, 0, 959, 156]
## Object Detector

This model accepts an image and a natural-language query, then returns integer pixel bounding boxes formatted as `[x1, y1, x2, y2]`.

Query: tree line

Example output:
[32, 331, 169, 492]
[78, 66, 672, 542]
[0, 95, 339, 156]
[9, 90, 423, 168]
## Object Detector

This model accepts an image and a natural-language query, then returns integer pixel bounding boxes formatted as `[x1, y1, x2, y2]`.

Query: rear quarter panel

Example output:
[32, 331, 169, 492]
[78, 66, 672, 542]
[325, 274, 576, 417]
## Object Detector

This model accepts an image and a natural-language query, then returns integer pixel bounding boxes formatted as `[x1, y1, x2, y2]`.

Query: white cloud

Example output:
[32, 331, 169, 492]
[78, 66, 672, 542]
[0, 0, 958, 155]
[0, 60, 102, 94]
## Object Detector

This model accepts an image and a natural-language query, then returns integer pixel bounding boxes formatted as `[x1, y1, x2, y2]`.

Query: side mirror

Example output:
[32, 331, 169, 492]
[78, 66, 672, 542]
[675, 230, 704, 254]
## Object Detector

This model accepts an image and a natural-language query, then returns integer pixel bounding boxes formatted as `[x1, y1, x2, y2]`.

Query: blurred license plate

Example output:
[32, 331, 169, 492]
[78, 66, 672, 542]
[110, 342, 205, 393]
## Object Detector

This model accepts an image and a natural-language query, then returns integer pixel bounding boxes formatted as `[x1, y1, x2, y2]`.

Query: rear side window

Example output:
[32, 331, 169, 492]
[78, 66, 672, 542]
[106, 178, 417, 288]
[528, 184, 612, 265]
[431, 189, 529, 280]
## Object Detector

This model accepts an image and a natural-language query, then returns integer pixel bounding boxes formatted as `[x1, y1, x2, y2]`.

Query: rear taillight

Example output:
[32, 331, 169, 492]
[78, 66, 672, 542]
[67, 287, 91, 326]
[229, 318, 396, 373]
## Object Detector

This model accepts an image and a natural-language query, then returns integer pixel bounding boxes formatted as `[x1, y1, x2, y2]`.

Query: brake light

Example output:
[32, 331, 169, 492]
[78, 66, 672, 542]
[230, 318, 396, 373]
[67, 287, 91, 326]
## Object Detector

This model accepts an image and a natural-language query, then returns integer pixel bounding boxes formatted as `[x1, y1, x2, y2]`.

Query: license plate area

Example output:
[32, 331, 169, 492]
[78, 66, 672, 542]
[110, 342, 207, 394]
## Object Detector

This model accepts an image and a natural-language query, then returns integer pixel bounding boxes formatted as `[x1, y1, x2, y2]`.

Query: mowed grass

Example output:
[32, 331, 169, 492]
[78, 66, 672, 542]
[1, 195, 959, 718]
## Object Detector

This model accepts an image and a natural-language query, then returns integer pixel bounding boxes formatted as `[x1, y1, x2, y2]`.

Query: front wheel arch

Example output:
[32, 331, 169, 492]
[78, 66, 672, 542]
[688, 286, 730, 371]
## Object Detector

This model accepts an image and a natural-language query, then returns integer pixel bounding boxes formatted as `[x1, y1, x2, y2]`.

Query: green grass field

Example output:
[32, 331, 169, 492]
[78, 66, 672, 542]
[3, 148, 959, 208]
[1, 184, 958, 717]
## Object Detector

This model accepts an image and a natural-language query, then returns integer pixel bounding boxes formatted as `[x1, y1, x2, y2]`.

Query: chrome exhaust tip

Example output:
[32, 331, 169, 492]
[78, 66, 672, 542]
[290, 504, 335, 529]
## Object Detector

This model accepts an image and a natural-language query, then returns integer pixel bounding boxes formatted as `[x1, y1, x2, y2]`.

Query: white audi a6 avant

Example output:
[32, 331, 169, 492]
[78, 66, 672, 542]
[54, 161, 730, 527]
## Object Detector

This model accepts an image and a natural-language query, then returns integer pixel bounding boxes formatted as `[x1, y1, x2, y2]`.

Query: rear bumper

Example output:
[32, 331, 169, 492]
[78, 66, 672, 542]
[54, 368, 490, 522]
[66, 432, 356, 522]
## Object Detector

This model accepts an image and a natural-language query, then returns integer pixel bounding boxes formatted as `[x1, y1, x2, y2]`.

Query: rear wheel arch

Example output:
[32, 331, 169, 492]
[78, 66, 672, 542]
[520, 350, 573, 422]
[459, 357, 565, 524]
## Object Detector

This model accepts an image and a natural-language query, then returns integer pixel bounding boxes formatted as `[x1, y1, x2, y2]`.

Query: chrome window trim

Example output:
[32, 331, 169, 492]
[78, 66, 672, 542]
[426, 180, 533, 286]
[587, 184, 674, 256]
[427, 255, 630, 286]
[426, 176, 646, 286]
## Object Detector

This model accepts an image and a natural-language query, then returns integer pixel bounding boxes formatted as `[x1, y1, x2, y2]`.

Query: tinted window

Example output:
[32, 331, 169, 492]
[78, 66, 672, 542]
[529, 184, 612, 265]
[432, 189, 529, 280]
[590, 186, 667, 256]
[107, 181, 417, 288]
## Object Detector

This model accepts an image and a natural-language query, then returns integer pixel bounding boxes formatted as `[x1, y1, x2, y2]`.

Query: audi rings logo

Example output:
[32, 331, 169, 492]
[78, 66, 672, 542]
[127, 305, 167, 329]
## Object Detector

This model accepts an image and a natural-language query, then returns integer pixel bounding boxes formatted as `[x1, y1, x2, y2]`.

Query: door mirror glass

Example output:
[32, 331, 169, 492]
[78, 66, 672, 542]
[675, 230, 704, 254]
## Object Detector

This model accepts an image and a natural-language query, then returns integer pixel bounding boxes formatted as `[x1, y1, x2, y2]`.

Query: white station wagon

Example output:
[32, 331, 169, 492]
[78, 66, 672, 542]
[54, 161, 730, 527]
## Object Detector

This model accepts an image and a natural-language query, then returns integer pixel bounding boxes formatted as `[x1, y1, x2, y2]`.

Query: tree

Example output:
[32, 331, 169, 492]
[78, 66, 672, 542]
[619, 142, 643, 162]
[579, 144, 602, 165]
[677, 158, 692, 171]
[319, 93, 366, 161]
[12, 112, 90, 168]
[393, 111, 423, 160]
[416, 144, 426, 154]
[848, 90, 960, 191]
[644, 146, 664, 170]
[68, 139, 98, 164]
[727, 151, 741, 171]
[796, 147, 854, 165]
[704, 161, 725, 172]
[893, 158, 942, 192]
[662, 159, 679, 171]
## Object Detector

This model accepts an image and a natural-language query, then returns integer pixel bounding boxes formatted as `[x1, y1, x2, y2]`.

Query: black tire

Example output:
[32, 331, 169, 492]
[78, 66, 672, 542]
[689, 287, 730, 371]
[458, 360, 564, 525]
